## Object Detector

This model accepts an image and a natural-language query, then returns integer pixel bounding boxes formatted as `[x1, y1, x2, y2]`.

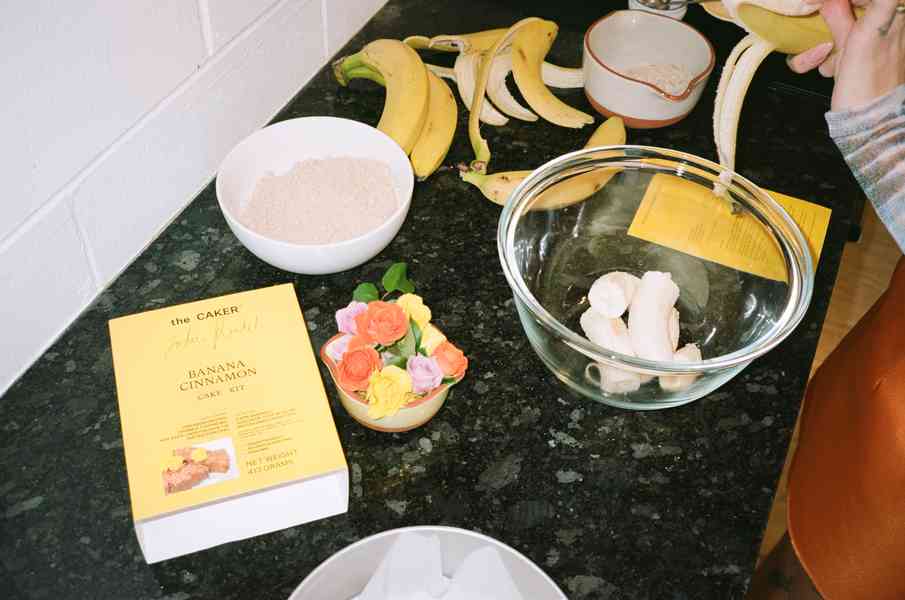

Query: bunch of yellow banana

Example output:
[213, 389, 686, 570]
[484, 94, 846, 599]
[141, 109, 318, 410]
[461, 115, 626, 209]
[333, 39, 457, 180]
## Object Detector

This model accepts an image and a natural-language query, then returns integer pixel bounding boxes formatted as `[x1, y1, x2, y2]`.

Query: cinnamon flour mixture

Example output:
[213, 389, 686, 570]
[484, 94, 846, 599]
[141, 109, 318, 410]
[623, 63, 693, 96]
[240, 157, 398, 244]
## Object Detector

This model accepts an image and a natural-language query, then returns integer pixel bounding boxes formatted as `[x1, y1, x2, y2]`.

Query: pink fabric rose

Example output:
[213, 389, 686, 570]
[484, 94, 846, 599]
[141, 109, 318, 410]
[326, 334, 354, 362]
[335, 301, 368, 334]
[406, 355, 443, 395]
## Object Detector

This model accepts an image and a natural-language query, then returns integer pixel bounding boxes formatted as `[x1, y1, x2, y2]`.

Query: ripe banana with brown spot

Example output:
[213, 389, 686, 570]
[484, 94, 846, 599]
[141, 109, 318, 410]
[461, 116, 626, 208]
[334, 39, 430, 155]
[511, 20, 594, 129]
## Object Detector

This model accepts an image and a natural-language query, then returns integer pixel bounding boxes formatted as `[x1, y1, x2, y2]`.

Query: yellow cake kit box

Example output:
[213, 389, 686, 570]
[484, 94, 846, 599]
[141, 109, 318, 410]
[108, 283, 347, 563]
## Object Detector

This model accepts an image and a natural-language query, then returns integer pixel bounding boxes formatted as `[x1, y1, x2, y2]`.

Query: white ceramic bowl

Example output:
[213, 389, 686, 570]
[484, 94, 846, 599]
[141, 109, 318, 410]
[287, 526, 567, 600]
[216, 117, 414, 275]
[583, 10, 715, 128]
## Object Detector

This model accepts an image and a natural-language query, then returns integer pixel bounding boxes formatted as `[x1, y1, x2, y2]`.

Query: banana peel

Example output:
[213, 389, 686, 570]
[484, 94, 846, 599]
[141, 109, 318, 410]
[705, 0, 864, 199]
[404, 29, 584, 89]
[510, 20, 594, 129]
[462, 116, 626, 209]
[467, 18, 546, 172]
[425, 28, 509, 53]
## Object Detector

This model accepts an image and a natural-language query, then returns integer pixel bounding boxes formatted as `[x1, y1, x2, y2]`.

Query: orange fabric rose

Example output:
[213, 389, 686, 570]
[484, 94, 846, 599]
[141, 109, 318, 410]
[346, 335, 370, 352]
[354, 301, 409, 346]
[433, 341, 468, 380]
[336, 345, 382, 392]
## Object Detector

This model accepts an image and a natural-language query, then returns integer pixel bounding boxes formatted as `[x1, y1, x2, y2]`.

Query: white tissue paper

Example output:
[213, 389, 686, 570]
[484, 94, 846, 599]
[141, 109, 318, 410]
[357, 533, 525, 600]
[443, 546, 524, 600]
[359, 533, 447, 600]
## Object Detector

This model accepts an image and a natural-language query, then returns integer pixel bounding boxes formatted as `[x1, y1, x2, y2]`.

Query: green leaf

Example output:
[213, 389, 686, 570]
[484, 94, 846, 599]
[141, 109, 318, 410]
[394, 325, 416, 358]
[353, 282, 379, 302]
[383, 354, 407, 369]
[442, 376, 458, 385]
[411, 320, 423, 353]
[381, 262, 414, 294]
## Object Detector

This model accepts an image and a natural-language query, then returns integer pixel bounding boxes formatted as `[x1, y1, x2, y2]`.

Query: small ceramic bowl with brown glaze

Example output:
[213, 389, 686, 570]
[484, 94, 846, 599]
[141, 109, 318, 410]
[583, 10, 715, 128]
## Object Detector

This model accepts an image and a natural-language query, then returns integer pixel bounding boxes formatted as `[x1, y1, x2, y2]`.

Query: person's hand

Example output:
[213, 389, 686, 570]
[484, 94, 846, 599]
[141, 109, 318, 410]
[787, 0, 905, 111]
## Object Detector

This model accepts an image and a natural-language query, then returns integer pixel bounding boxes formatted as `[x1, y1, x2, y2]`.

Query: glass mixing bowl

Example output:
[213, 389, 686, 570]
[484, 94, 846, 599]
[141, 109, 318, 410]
[497, 146, 814, 410]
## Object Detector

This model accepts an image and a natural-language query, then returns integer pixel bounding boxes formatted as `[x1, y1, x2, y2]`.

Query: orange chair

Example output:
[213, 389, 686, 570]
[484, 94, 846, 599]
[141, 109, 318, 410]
[750, 256, 905, 599]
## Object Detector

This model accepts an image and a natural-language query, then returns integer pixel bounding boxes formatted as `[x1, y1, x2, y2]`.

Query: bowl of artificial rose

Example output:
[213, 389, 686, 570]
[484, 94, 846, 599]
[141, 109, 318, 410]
[320, 263, 468, 432]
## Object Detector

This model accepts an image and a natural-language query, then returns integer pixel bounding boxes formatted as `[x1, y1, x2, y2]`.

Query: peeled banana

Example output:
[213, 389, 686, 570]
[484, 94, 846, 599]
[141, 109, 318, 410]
[461, 116, 626, 208]
[511, 20, 594, 129]
[334, 39, 430, 155]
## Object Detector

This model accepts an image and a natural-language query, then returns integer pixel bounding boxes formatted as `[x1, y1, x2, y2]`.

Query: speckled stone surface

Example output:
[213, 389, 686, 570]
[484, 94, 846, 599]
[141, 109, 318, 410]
[1, 1, 859, 599]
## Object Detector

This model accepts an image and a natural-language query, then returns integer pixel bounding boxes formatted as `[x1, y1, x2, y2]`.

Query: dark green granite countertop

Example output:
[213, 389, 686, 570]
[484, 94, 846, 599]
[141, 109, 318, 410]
[1, 1, 859, 598]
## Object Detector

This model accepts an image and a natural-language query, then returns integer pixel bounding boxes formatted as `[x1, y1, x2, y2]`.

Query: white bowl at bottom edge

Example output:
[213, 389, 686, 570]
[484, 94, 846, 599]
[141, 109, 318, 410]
[287, 526, 567, 600]
[216, 117, 414, 275]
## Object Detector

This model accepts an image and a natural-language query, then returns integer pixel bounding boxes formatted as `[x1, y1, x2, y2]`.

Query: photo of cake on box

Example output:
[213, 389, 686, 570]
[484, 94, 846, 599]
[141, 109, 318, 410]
[161, 439, 237, 495]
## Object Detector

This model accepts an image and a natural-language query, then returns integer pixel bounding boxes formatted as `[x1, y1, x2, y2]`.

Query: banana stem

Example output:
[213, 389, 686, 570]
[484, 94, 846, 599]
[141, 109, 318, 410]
[460, 170, 487, 187]
[332, 53, 367, 86]
[344, 65, 386, 87]
[403, 35, 430, 50]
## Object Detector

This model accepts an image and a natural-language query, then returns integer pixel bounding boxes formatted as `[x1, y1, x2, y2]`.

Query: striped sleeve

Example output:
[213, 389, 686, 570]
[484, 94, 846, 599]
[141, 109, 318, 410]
[826, 84, 905, 253]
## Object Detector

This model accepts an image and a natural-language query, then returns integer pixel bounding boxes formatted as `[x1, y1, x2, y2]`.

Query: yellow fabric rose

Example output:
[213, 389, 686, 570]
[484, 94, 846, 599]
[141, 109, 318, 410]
[420, 323, 447, 354]
[396, 294, 432, 330]
[366, 365, 414, 419]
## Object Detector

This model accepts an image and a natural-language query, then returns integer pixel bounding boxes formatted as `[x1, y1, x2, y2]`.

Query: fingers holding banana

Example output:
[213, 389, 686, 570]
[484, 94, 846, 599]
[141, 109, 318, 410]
[787, 0, 905, 109]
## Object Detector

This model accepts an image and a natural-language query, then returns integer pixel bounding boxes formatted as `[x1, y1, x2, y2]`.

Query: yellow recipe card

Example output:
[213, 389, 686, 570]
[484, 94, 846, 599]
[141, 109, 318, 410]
[109, 283, 347, 563]
[627, 173, 832, 281]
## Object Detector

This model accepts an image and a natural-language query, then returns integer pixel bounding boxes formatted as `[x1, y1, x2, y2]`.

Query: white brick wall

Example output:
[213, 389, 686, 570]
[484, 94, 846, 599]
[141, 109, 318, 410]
[0, 0, 389, 394]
